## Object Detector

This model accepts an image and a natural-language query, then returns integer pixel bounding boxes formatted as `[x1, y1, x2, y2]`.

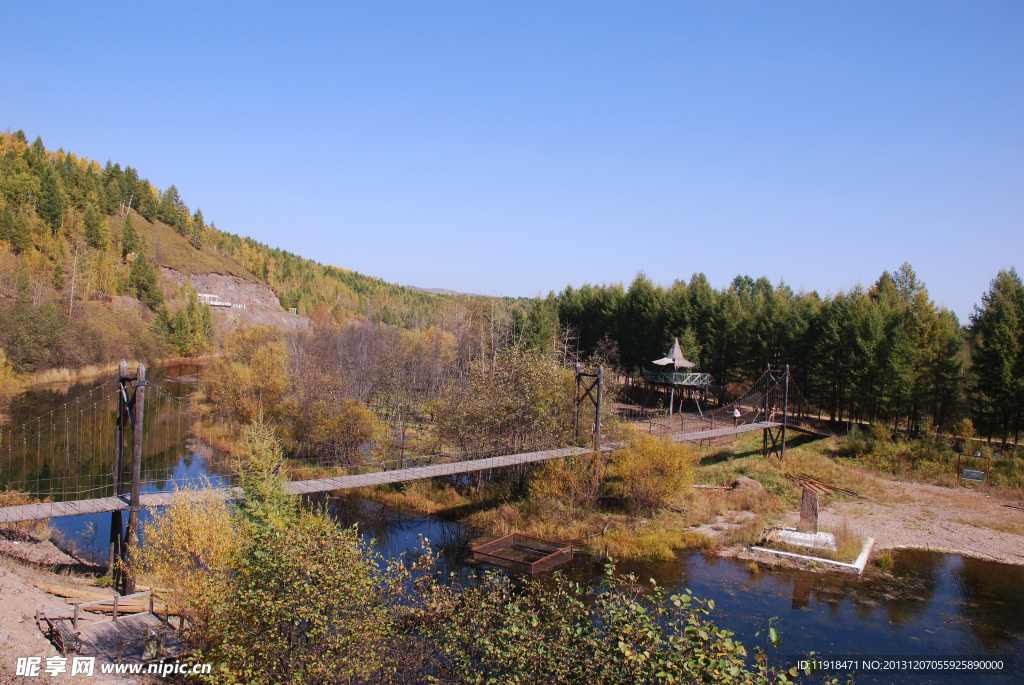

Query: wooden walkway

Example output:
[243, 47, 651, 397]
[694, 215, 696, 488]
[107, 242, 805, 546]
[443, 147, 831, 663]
[1, 423, 785, 524]
[669, 421, 781, 444]
[77, 612, 189, 664]
[37, 590, 189, 664]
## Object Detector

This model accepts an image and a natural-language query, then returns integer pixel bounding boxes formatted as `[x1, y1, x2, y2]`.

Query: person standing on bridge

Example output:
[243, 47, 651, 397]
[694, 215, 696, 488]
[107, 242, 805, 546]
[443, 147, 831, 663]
[732, 407, 741, 426]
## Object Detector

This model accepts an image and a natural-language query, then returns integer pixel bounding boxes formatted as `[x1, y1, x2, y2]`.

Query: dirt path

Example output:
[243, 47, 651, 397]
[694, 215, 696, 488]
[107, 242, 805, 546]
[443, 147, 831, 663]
[815, 479, 1024, 565]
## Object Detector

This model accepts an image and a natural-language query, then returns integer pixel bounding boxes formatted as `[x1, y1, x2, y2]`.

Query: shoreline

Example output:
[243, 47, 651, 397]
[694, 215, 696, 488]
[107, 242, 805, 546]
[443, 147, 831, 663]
[25, 356, 216, 390]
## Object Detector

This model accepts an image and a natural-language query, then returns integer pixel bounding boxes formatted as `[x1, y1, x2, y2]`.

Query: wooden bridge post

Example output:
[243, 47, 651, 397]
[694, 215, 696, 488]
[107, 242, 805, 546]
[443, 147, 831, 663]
[109, 360, 128, 588]
[763, 364, 770, 458]
[593, 365, 603, 504]
[574, 363, 581, 442]
[124, 364, 146, 595]
[781, 364, 789, 461]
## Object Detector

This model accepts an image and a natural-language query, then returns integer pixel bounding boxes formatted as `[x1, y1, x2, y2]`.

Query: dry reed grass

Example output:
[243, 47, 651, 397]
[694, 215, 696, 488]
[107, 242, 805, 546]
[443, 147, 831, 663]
[372, 480, 473, 515]
[611, 431, 697, 514]
[27, 356, 215, 389]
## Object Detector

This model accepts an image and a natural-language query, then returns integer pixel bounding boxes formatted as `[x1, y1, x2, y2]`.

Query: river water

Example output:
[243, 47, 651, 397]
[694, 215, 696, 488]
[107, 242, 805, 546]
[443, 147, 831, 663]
[4, 373, 1023, 684]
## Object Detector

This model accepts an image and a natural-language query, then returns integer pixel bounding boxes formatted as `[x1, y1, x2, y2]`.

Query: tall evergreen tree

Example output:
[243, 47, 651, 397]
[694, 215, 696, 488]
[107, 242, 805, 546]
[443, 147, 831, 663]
[9, 212, 32, 254]
[83, 205, 108, 250]
[618, 273, 665, 373]
[121, 213, 139, 260]
[37, 166, 67, 234]
[970, 268, 1024, 443]
[191, 208, 205, 250]
[128, 253, 163, 309]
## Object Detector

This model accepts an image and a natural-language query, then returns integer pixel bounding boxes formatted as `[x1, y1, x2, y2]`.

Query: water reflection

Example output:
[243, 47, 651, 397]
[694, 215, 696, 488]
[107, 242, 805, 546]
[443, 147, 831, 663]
[318, 492, 477, 579]
[2, 363, 231, 502]
[306, 499, 1023, 685]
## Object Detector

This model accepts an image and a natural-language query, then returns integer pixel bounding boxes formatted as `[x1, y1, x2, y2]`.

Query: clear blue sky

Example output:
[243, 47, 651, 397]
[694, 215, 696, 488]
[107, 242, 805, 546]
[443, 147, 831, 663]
[3, 2, 1021, 320]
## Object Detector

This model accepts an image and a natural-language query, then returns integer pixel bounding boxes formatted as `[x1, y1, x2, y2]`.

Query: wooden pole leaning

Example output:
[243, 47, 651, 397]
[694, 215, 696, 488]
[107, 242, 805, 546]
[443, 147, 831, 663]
[763, 364, 770, 458]
[124, 364, 146, 595]
[593, 365, 604, 504]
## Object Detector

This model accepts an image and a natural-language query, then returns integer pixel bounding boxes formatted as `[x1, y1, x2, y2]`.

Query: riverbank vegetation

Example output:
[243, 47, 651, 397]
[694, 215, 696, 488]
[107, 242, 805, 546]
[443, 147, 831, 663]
[135, 422, 837, 685]
[182, 302, 1023, 561]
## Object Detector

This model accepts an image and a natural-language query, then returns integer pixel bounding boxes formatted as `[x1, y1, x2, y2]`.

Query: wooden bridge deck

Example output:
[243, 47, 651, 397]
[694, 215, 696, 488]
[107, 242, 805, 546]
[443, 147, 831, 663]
[1, 422, 787, 524]
[669, 421, 782, 443]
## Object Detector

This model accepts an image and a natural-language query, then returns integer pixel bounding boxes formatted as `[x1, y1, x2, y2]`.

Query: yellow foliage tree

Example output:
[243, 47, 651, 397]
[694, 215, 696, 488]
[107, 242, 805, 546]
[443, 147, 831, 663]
[293, 398, 386, 466]
[0, 348, 23, 423]
[136, 485, 240, 637]
[612, 431, 697, 515]
[529, 454, 599, 517]
[206, 325, 289, 422]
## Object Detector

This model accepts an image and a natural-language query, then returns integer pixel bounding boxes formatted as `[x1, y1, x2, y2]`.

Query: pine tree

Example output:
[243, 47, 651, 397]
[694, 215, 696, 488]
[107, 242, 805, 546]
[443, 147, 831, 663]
[10, 212, 32, 254]
[970, 269, 1024, 443]
[37, 166, 68, 234]
[121, 213, 139, 261]
[128, 254, 163, 309]
[0, 208, 11, 244]
[191, 208, 205, 250]
[83, 205, 109, 250]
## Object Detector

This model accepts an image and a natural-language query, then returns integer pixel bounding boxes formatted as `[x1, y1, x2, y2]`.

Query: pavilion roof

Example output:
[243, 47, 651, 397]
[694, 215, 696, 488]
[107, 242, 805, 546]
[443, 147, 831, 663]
[652, 338, 696, 370]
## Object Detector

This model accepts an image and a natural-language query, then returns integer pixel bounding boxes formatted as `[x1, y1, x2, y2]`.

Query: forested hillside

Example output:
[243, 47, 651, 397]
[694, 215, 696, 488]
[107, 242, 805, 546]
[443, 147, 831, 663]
[1, 128, 1020, 443]
[0, 129, 463, 371]
[0, 129, 449, 321]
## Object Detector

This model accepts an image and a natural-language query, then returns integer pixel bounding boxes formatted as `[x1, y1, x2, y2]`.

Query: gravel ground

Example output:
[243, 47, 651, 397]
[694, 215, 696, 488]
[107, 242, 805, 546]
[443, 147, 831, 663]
[817, 479, 1024, 566]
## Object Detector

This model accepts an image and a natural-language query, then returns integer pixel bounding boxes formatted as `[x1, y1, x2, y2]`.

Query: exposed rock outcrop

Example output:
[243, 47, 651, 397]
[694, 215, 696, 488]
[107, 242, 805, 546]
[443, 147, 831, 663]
[160, 267, 306, 335]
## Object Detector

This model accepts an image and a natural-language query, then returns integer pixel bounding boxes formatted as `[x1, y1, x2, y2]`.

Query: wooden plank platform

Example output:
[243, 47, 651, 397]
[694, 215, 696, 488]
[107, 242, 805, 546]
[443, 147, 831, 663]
[2, 425, 784, 524]
[76, 613, 188, 664]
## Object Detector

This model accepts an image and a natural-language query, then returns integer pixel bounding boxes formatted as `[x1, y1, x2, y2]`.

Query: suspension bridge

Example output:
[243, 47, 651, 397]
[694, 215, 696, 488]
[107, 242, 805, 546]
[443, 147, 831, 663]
[1, 363, 834, 541]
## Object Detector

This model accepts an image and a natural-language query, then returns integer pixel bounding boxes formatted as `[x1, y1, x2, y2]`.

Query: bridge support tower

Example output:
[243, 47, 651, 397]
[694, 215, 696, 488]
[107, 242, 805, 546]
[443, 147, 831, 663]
[762, 364, 789, 460]
[574, 364, 604, 504]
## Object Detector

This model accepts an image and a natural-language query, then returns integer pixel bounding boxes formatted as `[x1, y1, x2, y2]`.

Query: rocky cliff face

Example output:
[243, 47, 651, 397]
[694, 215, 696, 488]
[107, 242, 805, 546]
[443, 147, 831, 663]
[160, 267, 306, 335]
[160, 268, 283, 310]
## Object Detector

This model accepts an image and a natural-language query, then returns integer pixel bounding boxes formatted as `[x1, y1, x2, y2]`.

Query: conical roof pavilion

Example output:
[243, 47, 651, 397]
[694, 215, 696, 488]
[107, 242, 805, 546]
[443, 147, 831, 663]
[652, 338, 696, 370]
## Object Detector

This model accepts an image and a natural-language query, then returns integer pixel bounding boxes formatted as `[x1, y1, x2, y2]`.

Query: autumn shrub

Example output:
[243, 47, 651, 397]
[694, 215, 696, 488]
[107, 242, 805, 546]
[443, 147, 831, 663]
[612, 431, 697, 515]
[837, 426, 961, 484]
[136, 484, 240, 640]
[292, 398, 386, 465]
[205, 325, 289, 422]
[951, 417, 975, 451]
[434, 566, 814, 685]
[530, 453, 600, 517]
[991, 448, 1024, 489]
[204, 509, 397, 685]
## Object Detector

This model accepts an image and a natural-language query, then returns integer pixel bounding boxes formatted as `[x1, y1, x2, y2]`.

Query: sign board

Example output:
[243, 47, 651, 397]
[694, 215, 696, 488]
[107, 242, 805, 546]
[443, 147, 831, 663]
[956, 454, 991, 486]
